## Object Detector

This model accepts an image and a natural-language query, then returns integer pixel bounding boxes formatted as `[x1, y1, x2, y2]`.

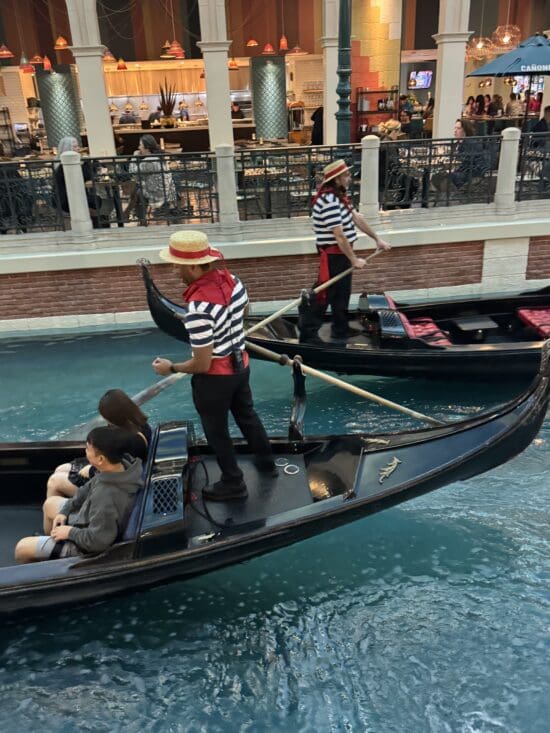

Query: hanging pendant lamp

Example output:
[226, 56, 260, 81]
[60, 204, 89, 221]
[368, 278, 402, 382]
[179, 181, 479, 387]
[116, 57, 128, 71]
[54, 36, 68, 50]
[29, 54, 43, 64]
[103, 48, 116, 63]
[0, 44, 14, 59]
[262, 42, 275, 55]
[228, 57, 239, 70]
[287, 46, 308, 56]
[279, 35, 288, 53]
[43, 55, 52, 71]
[246, 38, 259, 48]
[19, 53, 34, 73]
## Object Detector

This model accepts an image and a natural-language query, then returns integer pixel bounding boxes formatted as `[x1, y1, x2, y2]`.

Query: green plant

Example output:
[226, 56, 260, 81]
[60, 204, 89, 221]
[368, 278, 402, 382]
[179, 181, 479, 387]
[159, 77, 177, 116]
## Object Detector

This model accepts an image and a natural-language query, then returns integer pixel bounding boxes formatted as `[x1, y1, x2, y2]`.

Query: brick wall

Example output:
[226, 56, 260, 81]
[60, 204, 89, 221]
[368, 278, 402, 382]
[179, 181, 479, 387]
[527, 237, 550, 280]
[0, 241, 484, 320]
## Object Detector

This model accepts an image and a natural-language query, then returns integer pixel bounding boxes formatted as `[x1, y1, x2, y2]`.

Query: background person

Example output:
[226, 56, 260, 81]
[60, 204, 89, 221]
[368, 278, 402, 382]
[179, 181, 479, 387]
[125, 134, 177, 224]
[299, 160, 390, 344]
[152, 231, 276, 503]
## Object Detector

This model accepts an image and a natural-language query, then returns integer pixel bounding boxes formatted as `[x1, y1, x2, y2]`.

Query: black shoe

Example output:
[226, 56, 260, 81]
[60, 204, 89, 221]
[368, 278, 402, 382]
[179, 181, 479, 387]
[203, 480, 248, 502]
[299, 335, 324, 346]
[331, 326, 362, 339]
[254, 458, 279, 478]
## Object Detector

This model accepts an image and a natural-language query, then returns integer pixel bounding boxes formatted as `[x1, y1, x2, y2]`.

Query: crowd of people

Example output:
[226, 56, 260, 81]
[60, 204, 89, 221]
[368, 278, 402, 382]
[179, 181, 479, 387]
[463, 91, 543, 119]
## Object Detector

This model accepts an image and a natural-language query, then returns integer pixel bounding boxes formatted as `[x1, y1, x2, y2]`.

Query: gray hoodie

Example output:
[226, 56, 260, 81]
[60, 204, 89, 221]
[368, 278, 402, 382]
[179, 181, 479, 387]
[60, 457, 143, 555]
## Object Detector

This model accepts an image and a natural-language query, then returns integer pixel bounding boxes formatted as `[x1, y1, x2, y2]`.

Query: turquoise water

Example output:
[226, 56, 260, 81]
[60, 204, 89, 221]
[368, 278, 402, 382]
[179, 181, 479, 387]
[0, 330, 549, 732]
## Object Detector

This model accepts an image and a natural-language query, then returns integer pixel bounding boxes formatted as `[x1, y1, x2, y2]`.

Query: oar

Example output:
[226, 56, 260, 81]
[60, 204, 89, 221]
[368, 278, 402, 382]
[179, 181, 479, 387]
[245, 340, 446, 427]
[245, 248, 382, 337]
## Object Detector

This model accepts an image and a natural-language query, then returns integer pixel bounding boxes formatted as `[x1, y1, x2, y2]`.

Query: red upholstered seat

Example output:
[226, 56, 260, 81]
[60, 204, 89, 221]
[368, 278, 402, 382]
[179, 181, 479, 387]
[517, 308, 550, 337]
[399, 312, 452, 347]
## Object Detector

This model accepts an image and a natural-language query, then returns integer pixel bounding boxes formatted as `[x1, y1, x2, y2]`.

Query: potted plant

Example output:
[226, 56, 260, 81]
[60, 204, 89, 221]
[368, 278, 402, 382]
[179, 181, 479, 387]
[159, 78, 177, 128]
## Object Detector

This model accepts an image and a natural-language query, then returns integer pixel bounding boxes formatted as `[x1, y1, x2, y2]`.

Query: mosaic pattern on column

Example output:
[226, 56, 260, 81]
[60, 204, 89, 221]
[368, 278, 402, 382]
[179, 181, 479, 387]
[36, 66, 82, 148]
[251, 57, 288, 140]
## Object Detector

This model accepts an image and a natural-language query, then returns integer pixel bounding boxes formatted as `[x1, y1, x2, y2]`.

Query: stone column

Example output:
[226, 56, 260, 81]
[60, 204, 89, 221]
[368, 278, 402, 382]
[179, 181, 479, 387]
[321, 0, 339, 145]
[215, 144, 239, 225]
[197, 0, 234, 149]
[60, 151, 93, 234]
[359, 135, 380, 219]
[65, 0, 115, 156]
[494, 127, 521, 214]
[432, 0, 472, 140]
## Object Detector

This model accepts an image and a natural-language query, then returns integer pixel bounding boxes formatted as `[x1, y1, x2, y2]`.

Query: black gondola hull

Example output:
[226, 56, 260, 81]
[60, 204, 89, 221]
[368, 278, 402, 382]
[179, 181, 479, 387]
[1, 352, 548, 616]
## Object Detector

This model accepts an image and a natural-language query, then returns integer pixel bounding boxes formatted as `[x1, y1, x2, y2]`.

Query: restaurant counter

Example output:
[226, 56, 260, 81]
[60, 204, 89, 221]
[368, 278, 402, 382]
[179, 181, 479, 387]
[113, 122, 257, 154]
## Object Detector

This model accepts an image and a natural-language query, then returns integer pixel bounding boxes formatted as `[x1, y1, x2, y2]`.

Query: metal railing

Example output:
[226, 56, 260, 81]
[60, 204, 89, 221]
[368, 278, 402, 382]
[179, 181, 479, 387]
[234, 144, 361, 220]
[516, 132, 550, 201]
[379, 136, 501, 210]
[86, 151, 218, 227]
[0, 159, 65, 234]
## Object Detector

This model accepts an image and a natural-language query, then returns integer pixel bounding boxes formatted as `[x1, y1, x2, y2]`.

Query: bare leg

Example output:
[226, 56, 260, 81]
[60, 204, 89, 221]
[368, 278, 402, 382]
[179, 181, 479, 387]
[46, 472, 77, 498]
[15, 536, 41, 563]
[43, 496, 67, 534]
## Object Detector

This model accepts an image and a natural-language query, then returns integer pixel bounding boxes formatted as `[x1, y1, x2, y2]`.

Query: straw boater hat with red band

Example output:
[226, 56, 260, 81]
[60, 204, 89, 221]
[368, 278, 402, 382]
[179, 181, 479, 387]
[159, 230, 223, 266]
[322, 159, 351, 185]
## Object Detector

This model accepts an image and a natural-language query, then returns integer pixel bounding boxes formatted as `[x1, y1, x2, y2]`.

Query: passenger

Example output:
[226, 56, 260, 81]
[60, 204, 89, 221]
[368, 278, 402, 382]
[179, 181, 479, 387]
[152, 230, 275, 502]
[47, 389, 151, 499]
[15, 426, 143, 563]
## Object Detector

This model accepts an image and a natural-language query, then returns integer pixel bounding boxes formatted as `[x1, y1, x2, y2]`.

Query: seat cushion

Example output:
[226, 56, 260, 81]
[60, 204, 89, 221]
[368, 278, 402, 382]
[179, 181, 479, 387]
[399, 313, 452, 346]
[517, 308, 550, 337]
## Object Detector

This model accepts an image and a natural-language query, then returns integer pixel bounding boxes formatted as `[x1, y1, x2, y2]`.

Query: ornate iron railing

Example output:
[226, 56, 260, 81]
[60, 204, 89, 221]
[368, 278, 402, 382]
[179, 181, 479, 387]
[234, 143, 361, 220]
[0, 159, 65, 234]
[516, 132, 550, 201]
[379, 136, 501, 210]
[86, 151, 218, 227]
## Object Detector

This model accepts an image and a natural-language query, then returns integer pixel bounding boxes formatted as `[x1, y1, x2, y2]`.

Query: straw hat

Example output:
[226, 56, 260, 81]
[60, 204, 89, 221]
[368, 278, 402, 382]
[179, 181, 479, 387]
[379, 119, 401, 136]
[159, 230, 223, 266]
[322, 159, 351, 184]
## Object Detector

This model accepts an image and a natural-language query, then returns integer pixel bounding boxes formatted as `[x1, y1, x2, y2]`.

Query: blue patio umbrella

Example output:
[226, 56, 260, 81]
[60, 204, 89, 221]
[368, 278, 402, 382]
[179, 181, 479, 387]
[467, 34, 550, 77]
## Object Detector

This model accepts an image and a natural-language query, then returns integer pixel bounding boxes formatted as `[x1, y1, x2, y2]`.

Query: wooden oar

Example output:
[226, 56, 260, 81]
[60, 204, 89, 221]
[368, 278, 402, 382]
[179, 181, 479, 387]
[245, 340, 446, 427]
[245, 248, 382, 337]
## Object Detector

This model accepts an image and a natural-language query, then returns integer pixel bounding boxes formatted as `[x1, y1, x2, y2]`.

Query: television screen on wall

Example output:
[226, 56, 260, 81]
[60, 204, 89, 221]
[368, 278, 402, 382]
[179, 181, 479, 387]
[408, 70, 433, 89]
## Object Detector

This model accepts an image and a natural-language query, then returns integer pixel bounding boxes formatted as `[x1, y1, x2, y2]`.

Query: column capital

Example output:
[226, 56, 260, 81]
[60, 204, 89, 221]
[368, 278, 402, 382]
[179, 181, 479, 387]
[432, 32, 472, 45]
[70, 45, 105, 58]
[196, 40, 231, 54]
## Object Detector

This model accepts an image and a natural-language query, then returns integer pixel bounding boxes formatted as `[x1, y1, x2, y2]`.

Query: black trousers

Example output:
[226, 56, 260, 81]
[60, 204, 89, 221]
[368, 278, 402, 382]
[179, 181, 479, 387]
[191, 368, 272, 487]
[299, 253, 353, 340]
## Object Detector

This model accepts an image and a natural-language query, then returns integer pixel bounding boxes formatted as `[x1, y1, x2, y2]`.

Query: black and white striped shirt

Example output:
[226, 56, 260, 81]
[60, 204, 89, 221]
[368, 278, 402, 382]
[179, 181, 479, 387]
[312, 192, 357, 248]
[184, 276, 248, 358]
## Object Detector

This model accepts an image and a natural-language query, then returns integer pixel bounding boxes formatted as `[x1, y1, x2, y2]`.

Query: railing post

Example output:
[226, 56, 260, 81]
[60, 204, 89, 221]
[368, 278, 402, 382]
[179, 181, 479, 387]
[359, 134, 380, 219]
[495, 127, 521, 214]
[60, 151, 93, 234]
[215, 144, 239, 225]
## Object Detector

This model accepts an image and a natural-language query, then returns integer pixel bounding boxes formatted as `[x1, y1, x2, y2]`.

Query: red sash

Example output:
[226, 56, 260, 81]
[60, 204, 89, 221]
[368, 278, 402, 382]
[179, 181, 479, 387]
[206, 350, 249, 375]
[316, 245, 344, 304]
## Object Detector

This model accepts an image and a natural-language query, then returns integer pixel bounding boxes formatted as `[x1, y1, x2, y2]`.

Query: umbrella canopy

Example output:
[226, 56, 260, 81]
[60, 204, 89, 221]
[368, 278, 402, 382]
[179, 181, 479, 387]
[468, 33, 550, 77]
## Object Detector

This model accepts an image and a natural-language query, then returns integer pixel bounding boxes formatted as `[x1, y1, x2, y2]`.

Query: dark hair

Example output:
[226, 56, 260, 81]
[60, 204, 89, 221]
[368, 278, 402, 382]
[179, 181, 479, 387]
[400, 110, 411, 120]
[544, 105, 550, 115]
[510, 92, 517, 101]
[456, 118, 475, 136]
[466, 96, 475, 105]
[86, 426, 126, 464]
[98, 389, 148, 432]
[139, 134, 161, 153]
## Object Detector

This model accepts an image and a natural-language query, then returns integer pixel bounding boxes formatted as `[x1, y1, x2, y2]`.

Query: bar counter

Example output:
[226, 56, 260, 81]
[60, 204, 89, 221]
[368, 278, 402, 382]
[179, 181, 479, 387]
[114, 121, 257, 154]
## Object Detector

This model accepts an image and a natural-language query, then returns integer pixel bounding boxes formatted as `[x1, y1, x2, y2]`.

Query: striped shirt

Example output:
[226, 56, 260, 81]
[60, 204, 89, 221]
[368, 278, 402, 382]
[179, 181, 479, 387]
[184, 275, 248, 358]
[312, 192, 357, 248]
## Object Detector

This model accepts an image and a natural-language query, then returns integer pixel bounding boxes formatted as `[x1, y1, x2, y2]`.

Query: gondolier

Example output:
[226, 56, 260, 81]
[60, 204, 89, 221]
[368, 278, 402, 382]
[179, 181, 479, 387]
[300, 159, 391, 344]
[152, 230, 276, 502]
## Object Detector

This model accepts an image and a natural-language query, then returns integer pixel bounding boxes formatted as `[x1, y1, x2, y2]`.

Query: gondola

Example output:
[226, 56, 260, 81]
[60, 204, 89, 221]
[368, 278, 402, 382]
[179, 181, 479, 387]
[1, 344, 549, 617]
[140, 263, 550, 379]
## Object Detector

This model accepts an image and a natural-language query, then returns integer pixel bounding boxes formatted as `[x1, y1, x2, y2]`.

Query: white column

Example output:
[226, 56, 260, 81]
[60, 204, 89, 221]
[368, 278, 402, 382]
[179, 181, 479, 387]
[60, 151, 93, 234]
[65, 0, 115, 156]
[359, 135, 380, 219]
[494, 127, 521, 214]
[432, 0, 472, 139]
[321, 0, 339, 145]
[197, 0, 234, 150]
[215, 144, 239, 224]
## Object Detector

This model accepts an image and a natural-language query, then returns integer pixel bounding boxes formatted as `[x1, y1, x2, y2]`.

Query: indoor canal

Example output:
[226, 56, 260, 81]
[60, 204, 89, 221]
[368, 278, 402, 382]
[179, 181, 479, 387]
[0, 328, 548, 733]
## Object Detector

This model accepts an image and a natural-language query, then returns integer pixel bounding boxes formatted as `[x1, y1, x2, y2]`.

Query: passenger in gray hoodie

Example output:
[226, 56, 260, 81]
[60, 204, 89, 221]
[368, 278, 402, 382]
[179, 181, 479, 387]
[15, 426, 143, 562]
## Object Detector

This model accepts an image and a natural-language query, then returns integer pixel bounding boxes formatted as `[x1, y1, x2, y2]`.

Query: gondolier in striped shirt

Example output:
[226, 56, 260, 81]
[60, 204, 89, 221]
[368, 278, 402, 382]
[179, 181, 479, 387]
[300, 159, 391, 343]
[152, 231, 275, 502]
